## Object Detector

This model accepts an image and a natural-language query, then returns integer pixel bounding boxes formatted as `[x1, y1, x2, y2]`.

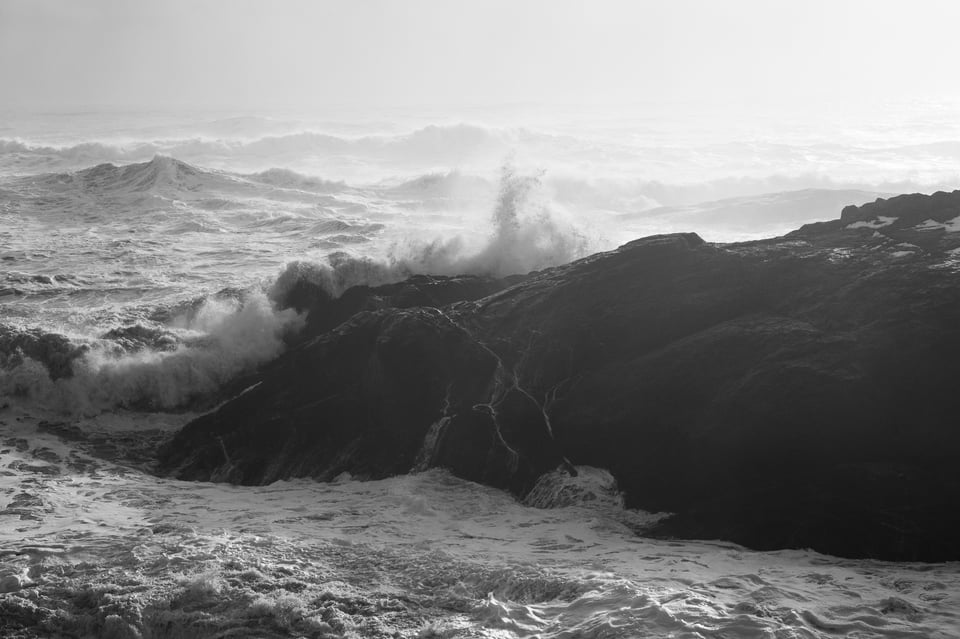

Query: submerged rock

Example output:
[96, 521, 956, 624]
[159, 191, 960, 561]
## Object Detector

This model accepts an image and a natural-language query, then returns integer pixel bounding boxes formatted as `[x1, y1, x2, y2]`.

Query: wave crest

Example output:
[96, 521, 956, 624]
[391, 163, 588, 278]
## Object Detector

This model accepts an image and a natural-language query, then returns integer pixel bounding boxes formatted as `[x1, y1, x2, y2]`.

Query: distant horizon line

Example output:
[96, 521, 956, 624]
[5, 95, 960, 116]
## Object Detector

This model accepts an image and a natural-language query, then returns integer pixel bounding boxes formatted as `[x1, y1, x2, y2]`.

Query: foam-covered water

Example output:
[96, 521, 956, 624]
[1, 405, 957, 638]
[2, 105, 959, 637]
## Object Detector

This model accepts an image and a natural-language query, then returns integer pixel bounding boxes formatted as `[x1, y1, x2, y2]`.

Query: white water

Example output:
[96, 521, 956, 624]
[1, 404, 958, 638]
[2, 104, 960, 637]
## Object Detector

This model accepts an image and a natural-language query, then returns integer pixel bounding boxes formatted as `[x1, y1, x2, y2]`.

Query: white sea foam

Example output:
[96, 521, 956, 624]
[2, 105, 959, 638]
[1, 407, 957, 639]
[270, 163, 592, 301]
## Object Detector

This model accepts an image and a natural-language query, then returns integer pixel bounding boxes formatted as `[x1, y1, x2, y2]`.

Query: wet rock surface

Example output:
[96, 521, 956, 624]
[159, 191, 960, 561]
[275, 271, 518, 340]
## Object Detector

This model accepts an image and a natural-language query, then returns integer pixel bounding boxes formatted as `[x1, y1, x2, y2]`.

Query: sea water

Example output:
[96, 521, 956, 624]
[1, 103, 959, 637]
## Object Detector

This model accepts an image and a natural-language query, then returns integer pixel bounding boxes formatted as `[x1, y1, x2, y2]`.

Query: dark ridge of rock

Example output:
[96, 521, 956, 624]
[276, 273, 518, 340]
[158, 197, 960, 562]
[840, 189, 960, 227]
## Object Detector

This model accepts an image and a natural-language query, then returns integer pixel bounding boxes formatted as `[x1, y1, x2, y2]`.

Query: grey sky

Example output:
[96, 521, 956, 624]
[2, 0, 959, 110]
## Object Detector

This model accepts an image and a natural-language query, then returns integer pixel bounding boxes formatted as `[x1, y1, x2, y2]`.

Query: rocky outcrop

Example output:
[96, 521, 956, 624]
[274, 272, 518, 340]
[839, 188, 960, 227]
[158, 191, 960, 561]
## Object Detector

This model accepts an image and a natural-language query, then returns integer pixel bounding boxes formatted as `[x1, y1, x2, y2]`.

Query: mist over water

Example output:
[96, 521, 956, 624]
[2, 102, 959, 411]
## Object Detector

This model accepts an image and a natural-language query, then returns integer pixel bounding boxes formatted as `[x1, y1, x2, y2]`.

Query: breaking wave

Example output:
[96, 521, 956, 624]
[0, 159, 586, 415]
[271, 163, 590, 299]
[413, 164, 588, 277]
[0, 292, 303, 414]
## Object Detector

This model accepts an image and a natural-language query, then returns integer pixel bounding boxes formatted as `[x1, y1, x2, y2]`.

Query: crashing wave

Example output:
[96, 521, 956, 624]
[271, 163, 590, 302]
[0, 292, 303, 415]
[0, 158, 590, 415]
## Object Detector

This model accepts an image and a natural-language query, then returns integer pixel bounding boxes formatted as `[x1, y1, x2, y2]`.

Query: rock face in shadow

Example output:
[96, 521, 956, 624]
[274, 272, 518, 340]
[158, 190, 960, 562]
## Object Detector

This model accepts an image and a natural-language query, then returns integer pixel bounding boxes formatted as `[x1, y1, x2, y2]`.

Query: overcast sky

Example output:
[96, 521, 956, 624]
[2, 0, 959, 111]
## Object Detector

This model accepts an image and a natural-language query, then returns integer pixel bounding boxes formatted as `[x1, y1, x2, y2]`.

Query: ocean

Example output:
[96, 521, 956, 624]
[1, 104, 959, 638]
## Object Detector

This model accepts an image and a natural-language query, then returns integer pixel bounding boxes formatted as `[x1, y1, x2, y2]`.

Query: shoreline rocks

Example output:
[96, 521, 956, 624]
[159, 191, 960, 562]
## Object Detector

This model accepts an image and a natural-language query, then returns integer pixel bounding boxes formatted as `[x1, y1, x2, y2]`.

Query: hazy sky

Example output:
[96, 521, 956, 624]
[3, 0, 960, 111]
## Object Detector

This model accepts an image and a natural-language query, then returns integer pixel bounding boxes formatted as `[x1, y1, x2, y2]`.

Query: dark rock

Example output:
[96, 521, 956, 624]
[159, 193, 960, 561]
[839, 189, 960, 227]
[160, 306, 563, 493]
[274, 270, 516, 341]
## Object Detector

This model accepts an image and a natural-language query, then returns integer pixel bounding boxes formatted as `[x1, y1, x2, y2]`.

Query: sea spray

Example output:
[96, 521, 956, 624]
[270, 254, 408, 302]
[270, 162, 591, 301]
[0, 291, 303, 414]
[459, 163, 587, 277]
[1, 161, 589, 414]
